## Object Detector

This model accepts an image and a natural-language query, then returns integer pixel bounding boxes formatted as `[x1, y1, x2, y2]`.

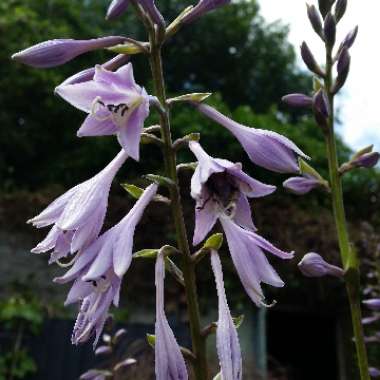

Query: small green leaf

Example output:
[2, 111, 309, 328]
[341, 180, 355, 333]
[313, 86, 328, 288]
[121, 183, 144, 199]
[213, 371, 223, 380]
[168, 93, 212, 104]
[144, 174, 175, 188]
[133, 249, 159, 259]
[298, 158, 323, 180]
[108, 42, 147, 55]
[146, 333, 156, 348]
[232, 314, 245, 329]
[351, 145, 374, 160]
[203, 233, 224, 251]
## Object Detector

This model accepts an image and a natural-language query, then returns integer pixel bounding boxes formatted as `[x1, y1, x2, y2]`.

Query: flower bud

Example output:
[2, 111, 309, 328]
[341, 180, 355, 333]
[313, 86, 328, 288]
[114, 358, 137, 372]
[139, 0, 165, 26]
[318, 0, 335, 18]
[282, 93, 313, 108]
[307, 4, 323, 38]
[352, 152, 380, 169]
[334, 0, 347, 22]
[369, 368, 380, 378]
[301, 42, 325, 77]
[106, 0, 129, 20]
[12, 36, 126, 68]
[340, 26, 359, 51]
[362, 315, 380, 325]
[283, 176, 322, 195]
[95, 346, 112, 355]
[333, 47, 350, 93]
[363, 299, 380, 311]
[298, 253, 344, 278]
[323, 12, 336, 48]
[313, 89, 330, 128]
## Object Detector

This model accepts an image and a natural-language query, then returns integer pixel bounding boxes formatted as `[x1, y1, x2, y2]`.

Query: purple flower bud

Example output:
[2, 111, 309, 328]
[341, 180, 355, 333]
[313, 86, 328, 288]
[363, 299, 380, 311]
[301, 42, 325, 77]
[114, 328, 127, 343]
[12, 36, 126, 68]
[139, 0, 165, 26]
[370, 367, 380, 378]
[298, 253, 344, 278]
[282, 93, 313, 108]
[183, 0, 230, 24]
[318, 0, 334, 18]
[106, 0, 129, 20]
[340, 26, 359, 51]
[323, 12, 336, 48]
[352, 152, 380, 169]
[60, 54, 130, 86]
[307, 4, 323, 37]
[333, 47, 350, 93]
[334, 0, 347, 22]
[95, 346, 112, 355]
[313, 89, 330, 127]
[362, 315, 380, 325]
[283, 176, 321, 195]
[114, 358, 137, 371]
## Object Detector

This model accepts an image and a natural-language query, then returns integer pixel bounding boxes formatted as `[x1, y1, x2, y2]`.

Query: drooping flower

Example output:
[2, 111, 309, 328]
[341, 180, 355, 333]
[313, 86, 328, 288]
[54, 183, 158, 282]
[363, 299, 380, 311]
[211, 250, 242, 380]
[29, 150, 128, 262]
[195, 104, 308, 173]
[298, 253, 344, 278]
[55, 63, 150, 160]
[189, 141, 276, 245]
[220, 216, 293, 306]
[60, 54, 130, 86]
[12, 37, 126, 68]
[155, 252, 188, 380]
[283, 175, 323, 195]
[183, 0, 230, 24]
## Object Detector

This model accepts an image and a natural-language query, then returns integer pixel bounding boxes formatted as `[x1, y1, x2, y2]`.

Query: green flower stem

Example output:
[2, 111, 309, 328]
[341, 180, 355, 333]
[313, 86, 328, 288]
[324, 45, 370, 380]
[148, 29, 209, 380]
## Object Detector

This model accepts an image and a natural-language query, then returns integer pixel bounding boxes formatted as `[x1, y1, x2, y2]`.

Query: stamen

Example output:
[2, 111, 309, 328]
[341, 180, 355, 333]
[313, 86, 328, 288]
[56, 254, 78, 268]
[260, 299, 277, 308]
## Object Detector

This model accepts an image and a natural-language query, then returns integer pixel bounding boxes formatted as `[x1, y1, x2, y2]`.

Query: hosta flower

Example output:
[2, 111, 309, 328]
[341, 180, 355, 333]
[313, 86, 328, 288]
[12, 37, 126, 68]
[298, 253, 344, 278]
[189, 141, 276, 245]
[29, 150, 128, 262]
[195, 104, 308, 173]
[363, 299, 380, 311]
[220, 217, 293, 306]
[155, 252, 188, 380]
[55, 63, 150, 160]
[370, 367, 380, 378]
[183, 0, 230, 24]
[106, 0, 129, 20]
[211, 250, 242, 380]
[283, 175, 322, 195]
[54, 183, 158, 282]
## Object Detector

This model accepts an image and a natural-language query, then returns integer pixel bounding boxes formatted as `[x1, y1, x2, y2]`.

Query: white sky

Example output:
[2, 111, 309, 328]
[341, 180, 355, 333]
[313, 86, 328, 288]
[259, 0, 380, 151]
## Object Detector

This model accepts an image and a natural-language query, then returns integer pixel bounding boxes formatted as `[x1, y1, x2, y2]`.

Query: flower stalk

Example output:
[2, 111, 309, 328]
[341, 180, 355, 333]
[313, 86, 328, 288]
[323, 41, 370, 380]
[147, 18, 209, 380]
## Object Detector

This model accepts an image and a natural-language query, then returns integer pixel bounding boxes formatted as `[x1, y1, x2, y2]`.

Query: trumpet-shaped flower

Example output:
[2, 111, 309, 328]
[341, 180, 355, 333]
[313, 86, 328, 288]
[196, 104, 308, 173]
[189, 141, 276, 245]
[29, 150, 128, 261]
[155, 253, 188, 380]
[211, 250, 242, 380]
[55, 63, 150, 160]
[220, 216, 293, 306]
[12, 37, 126, 68]
[54, 183, 158, 282]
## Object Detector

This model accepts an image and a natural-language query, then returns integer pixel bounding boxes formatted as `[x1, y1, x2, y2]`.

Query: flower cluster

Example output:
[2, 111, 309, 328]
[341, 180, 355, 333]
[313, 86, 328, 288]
[14, 0, 307, 378]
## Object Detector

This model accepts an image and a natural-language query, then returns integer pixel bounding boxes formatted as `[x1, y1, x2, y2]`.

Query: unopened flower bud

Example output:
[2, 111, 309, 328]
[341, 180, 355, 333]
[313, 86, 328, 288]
[139, 0, 165, 26]
[301, 42, 325, 77]
[114, 328, 127, 343]
[340, 26, 359, 51]
[114, 358, 137, 372]
[352, 152, 380, 169]
[283, 176, 322, 195]
[318, 0, 334, 18]
[333, 47, 350, 93]
[334, 0, 347, 22]
[95, 346, 112, 355]
[370, 368, 380, 378]
[106, 0, 129, 20]
[12, 36, 126, 68]
[182, 0, 230, 24]
[363, 299, 380, 311]
[323, 12, 336, 48]
[298, 253, 344, 278]
[307, 4, 323, 38]
[313, 89, 330, 127]
[362, 315, 380, 325]
[282, 93, 313, 108]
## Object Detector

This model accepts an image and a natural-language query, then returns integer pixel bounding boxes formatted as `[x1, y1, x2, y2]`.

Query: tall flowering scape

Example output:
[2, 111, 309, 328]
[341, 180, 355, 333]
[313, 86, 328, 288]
[14, 1, 320, 378]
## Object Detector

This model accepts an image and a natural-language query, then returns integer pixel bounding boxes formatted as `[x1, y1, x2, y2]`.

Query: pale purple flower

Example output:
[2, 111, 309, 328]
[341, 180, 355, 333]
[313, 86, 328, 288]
[80, 369, 107, 380]
[363, 299, 380, 311]
[54, 183, 158, 281]
[196, 104, 308, 173]
[220, 216, 293, 306]
[370, 367, 380, 378]
[283, 175, 322, 195]
[183, 0, 230, 24]
[362, 315, 380, 325]
[55, 63, 150, 160]
[298, 253, 344, 278]
[12, 37, 126, 68]
[106, 0, 129, 20]
[189, 141, 276, 245]
[155, 253, 188, 380]
[29, 150, 128, 261]
[60, 54, 130, 86]
[211, 250, 242, 380]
